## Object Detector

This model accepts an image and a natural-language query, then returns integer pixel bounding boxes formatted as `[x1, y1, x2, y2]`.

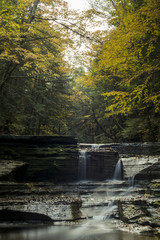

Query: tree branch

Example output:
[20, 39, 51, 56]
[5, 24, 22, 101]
[112, 115, 124, 130]
[92, 108, 115, 141]
[36, 17, 103, 44]
[27, 0, 40, 25]
[110, 0, 117, 11]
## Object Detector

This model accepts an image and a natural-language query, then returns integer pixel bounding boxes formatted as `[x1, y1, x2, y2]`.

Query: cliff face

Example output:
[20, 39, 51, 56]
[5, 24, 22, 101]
[0, 136, 120, 182]
[0, 135, 78, 182]
[1, 138, 160, 183]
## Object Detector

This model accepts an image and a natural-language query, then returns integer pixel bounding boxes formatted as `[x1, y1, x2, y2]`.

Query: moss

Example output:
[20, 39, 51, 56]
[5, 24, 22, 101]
[150, 183, 160, 197]
[153, 183, 160, 189]
[154, 201, 160, 207]
[0, 138, 78, 182]
[0, 145, 77, 160]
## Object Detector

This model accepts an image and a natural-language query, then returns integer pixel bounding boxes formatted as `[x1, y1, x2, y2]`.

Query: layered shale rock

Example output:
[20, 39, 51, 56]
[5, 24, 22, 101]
[0, 135, 78, 182]
[78, 147, 119, 180]
[0, 182, 82, 222]
[109, 143, 160, 180]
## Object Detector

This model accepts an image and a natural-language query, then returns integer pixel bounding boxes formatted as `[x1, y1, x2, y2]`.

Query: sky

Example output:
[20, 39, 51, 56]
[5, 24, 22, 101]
[66, 0, 90, 10]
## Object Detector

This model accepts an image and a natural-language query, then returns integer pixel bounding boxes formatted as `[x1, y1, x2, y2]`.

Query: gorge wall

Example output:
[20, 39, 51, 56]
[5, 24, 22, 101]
[1, 137, 160, 183]
[0, 135, 78, 182]
[0, 136, 120, 182]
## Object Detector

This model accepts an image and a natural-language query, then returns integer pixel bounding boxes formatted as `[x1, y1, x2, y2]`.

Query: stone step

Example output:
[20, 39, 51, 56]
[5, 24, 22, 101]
[0, 183, 147, 198]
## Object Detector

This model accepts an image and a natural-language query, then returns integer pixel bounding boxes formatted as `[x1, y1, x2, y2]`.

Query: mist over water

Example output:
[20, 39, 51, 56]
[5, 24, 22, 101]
[0, 225, 155, 240]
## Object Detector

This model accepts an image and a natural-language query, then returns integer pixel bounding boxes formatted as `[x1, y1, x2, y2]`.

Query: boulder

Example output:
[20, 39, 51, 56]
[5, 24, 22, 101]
[0, 160, 29, 182]
[135, 162, 160, 181]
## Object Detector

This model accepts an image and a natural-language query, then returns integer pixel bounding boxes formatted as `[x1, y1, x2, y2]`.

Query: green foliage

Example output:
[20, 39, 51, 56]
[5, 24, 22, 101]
[69, 0, 160, 142]
[0, 0, 71, 135]
[77, 0, 160, 142]
[0, 0, 159, 142]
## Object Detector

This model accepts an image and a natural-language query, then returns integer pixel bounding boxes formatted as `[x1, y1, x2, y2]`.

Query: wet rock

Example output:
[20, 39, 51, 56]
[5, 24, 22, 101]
[0, 160, 29, 182]
[79, 143, 160, 155]
[0, 181, 83, 222]
[0, 195, 83, 222]
[80, 143, 160, 181]
[117, 200, 129, 223]
[135, 162, 160, 181]
[120, 155, 160, 179]
[79, 147, 119, 180]
[0, 140, 160, 238]
[117, 196, 160, 234]
[0, 135, 78, 145]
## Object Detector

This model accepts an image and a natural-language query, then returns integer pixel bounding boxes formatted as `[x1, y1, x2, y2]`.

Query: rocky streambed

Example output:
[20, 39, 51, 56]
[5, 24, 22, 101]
[0, 139, 160, 239]
[0, 179, 160, 238]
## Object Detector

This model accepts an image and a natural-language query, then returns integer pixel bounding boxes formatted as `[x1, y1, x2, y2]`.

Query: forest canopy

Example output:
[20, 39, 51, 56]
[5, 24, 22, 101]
[0, 0, 160, 142]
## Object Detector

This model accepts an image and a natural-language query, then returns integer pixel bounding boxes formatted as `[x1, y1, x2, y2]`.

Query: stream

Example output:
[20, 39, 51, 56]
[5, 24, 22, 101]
[0, 225, 156, 240]
[0, 144, 159, 240]
[0, 177, 158, 240]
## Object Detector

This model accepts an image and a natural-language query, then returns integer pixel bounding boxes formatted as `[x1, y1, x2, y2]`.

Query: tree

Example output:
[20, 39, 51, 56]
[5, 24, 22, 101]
[0, 0, 72, 134]
[74, 0, 160, 142]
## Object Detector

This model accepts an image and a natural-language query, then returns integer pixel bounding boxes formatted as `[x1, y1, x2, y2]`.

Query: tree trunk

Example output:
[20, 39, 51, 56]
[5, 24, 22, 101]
[92, 108, 116, 141]
[27, 0, 40, 25]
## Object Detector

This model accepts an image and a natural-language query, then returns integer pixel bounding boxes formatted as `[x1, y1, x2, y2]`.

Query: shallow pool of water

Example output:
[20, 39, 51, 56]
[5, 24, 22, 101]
[0, 225, 156, 240]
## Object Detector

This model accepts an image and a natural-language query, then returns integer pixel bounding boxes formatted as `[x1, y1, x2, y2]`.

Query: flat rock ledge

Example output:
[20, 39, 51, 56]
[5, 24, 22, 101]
[0, 182, 82, 223]
[1, 181, 160, 237]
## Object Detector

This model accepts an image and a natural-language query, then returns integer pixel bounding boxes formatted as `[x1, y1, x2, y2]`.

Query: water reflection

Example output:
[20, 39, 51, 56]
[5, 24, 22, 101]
[0, 225, 156, 240]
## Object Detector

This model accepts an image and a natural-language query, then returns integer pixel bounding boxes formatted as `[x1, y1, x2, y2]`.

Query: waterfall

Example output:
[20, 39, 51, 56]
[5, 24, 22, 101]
[102, 201, 117, 221]
[113, 159, 123, 180]
[91, 144, 104, 150]
[78, 150, 88, 180]
[91, 144, 100, 150]
[78, 147, 124, 223]
[128, 175, 135, 187]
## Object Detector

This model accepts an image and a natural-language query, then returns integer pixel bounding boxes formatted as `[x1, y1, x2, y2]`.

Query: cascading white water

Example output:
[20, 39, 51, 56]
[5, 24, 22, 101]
[78, 150, 88, 180]
[113, 159, 123, 180]
[128, 175, 135, 187]
[78, 147, 123, 227]
[91, 144, 105, 150]
[91, 144, 100, 150]
[1, 143, 158, 240]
